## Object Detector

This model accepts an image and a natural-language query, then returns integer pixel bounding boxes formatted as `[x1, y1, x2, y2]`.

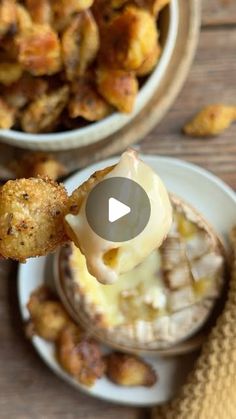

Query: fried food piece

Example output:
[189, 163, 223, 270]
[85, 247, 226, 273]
[51, 0, 94, 32]
[0, 98, 15, 129]
[97, 67, 138, 113]
[69, 78, 112, 121]
[27, 287, 71, 341]
[21, 86, 69, 133]
[17, 23, 62, 76]
[92, 0, 119, 28]
[62, 11, 99, 80]
[136, 43, 161, 76]
[0, 62, 23, 86]
[0, 177, 69, 261]
[0, 0, 17, 38]
[57, 323, 105, 386]
[25, 0, 53, 25]
[2, 74, 48, 109]
[136, 0, 170, 16]
[16, 3, 33, 32]
[100, 5, 158, 71]
[105, 352, 157, 387]
[183, 105, 236, 137]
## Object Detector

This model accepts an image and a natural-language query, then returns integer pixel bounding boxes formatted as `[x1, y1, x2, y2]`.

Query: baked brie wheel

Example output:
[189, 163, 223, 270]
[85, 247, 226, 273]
[56, 196, 225, 352]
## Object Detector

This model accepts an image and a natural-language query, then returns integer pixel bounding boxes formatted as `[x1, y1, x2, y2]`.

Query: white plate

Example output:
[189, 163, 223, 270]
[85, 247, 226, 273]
[18, 155, 236, 406]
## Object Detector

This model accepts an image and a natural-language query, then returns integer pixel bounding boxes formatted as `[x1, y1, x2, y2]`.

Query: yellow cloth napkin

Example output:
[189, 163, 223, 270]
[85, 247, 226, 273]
[152, 227, 236, 419]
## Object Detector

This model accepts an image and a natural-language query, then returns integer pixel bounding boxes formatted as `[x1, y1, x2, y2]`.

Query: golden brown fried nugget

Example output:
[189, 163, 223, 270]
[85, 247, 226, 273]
[21, 86, 69, 133]
[2, 74, 48, 109]
[136, 0, 170, 16]
[25, 0, 53, 25]
[27, 287, 71, 341]
[0, 62, 23, 86]
[0, 98, 15, 129]
[16, 3, 33, 32]
[99, 5, 158, 71]
[17, 23, 62, 76]
[62, 11, 99, 80]
[136, 43, 161, 76]
[0, 178, 69, 261]
[0, 0, 17, 38]
[105, 352, 157, 387]
[97, 67, 138, 113]
[183, 104, 236, 137]
[69, 78, 112, 121]
[52, 0, 94, 32]
[57, 323, 105, 386]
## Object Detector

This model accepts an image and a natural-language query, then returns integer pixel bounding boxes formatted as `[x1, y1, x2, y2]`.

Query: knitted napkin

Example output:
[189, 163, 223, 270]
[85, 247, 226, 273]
[152, 227, 236, 419]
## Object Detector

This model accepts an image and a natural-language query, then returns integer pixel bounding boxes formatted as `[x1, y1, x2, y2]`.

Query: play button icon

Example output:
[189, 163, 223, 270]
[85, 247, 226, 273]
[108, 198, 131, 223]
[85, 177, 151, 242]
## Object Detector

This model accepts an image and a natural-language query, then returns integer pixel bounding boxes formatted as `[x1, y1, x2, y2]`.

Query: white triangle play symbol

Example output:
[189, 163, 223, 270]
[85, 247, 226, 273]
[108, 197, 131, 223]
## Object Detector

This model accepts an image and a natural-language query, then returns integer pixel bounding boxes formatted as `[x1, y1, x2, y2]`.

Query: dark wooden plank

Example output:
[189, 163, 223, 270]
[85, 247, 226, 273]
[202, 0, 236, 26]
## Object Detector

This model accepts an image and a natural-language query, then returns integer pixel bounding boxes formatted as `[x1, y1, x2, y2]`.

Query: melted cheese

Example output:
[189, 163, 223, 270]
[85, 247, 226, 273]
[65, 150, 172, 284]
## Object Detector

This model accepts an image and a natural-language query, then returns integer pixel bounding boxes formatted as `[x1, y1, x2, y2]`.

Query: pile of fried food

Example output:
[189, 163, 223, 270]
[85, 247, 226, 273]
[26, 285, 157, 388]
[0, 0, 170, 133]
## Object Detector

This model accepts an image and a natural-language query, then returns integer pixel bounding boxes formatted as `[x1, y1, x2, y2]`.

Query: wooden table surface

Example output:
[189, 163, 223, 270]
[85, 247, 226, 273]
[0, 1, 236, 418]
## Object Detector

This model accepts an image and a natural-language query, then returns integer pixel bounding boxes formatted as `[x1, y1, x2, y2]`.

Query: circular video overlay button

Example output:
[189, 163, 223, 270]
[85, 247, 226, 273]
[86, 177, 151, 242]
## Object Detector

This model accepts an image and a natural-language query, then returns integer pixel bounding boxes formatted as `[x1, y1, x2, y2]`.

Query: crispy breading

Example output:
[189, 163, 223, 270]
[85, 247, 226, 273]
[25, 0, 52, 25]
[0, 177, 69, 261]
[21, 86, 69, 133]
[183, 104, 236, 137]
[69, 77, 112, 121]
[17, 23, 62, 76]
[16, 3, 33, 32]
[62, 11, 99, 80]
[0, 0, 17, 38]
[0, 62, 23, 86]
[57, 323, 105, 386]
[99, 5, 158, 71]
[27, 289, 71, 341]
[96, 67, 138, 113]
[51, 0, 94, 32]
[0, 98, 15, 129]
[136, 0, 170, 16]
[105, 352, 157, 387]
[136, 43, 161, 76]
[2, 74, 48, 109]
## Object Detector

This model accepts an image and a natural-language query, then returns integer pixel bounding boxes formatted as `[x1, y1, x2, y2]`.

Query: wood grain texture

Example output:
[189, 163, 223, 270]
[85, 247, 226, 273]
[203, 0, 236, 26]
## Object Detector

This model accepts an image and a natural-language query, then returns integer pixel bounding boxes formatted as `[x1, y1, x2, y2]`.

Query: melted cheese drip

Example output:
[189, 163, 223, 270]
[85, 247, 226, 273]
[65, 149, 172, 284]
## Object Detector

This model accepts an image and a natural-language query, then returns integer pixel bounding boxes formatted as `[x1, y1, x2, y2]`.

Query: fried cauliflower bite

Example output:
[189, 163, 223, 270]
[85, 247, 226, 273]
[0, 0, 17, 38]
[17, 23, 62, 76]
[51, 0, 94, 32]
[136, 43, 161, 76]
[2, 74, 48, 109]
[25, 0, 53, 25]
[100, 5, 158, 71]
[0, 62, 23, 86]
[0, 98, 15, 128]
[27, 287, 71, 341]
[69, 77, 112, 121]
[96, 67, 138, 113]
[105, 353, 157, 387]
[57, 323, 105, 387]
[183, 104, 236, 137]
[21, 86, 69, 133]
[0, 178, 69, 261]
[62, 11, 99, 81]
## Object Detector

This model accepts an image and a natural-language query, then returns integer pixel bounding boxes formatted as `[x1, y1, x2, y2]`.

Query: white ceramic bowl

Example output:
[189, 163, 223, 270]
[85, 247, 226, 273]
[0, 1, 179, 151]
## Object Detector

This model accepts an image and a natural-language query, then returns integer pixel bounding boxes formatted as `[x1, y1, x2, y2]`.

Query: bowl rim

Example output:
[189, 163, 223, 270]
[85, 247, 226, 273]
[0, 0, 179, 147]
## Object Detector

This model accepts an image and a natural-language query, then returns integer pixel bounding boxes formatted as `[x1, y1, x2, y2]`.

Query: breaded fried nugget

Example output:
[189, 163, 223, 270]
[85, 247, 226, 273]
[2, 74, 48, 109]
[136, 43, 161, 76]
[27, 287, 71, 341]
[100, 5, 158, 71]
[21, 86, 69, 133]
[0, 178, 69, 261]
[136, 0, 170, 16]
[105, 352, 157, 387]
[51, 0, 94, 32]
[62, 11, 99, 80]
[0, 98, 15, 129]
[0, 0, 17, 38]
[25, 0, 53, 25]
[69, 77, 112, 121]
[16, 3, 33, 32]
[183, 104, 236, 137]
[96, 67, 138, 113]
[17, 23, 62, 76]
[57, 323, 105, 386]
[0, 62, 23, 86]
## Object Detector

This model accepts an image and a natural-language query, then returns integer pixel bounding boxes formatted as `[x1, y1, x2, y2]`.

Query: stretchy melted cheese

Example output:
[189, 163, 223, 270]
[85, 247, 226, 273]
[65, 150, 172, 284]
